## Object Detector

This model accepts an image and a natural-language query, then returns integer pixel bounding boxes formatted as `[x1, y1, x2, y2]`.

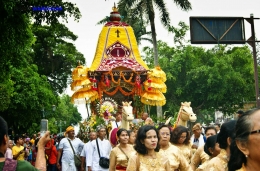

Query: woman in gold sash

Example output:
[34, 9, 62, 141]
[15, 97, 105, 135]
[170, 125, 192, 164]
[127, 130, 136, 145]
[202, 120, 236, 171]
[195, 134, 220, 171]
[109, 128, 135, 171]
[126, 125, 170, 171]
[228, 108, 260, 171]
[158, 124, 192, 171]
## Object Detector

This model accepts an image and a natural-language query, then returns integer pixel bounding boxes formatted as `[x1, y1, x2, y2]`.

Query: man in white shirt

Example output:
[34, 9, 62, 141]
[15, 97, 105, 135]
[190, 123, 205, 150]
[111, 113, 122, 129]
[80, 131, 97, 171]
[87, 125, 112, 171]
[57, 126, 85, 171]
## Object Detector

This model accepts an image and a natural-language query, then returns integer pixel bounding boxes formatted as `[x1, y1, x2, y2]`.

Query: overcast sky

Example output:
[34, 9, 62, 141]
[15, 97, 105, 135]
[63, 0, 260, 123]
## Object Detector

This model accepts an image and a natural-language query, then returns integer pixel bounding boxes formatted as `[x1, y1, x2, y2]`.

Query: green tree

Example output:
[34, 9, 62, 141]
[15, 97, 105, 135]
[0, 0, 82, 132]
[118, 0, 192, 117]
[54, 95, 82, 127]
[0, 0, 81, 110]
[118, 0, 191, 66]
[143, 41, 255, 118]
[31, 23, 85, 93]
[0, 64, 57, 134]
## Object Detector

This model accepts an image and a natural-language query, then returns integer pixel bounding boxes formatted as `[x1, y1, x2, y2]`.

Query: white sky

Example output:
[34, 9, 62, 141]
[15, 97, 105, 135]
[63, 0, 260, 125]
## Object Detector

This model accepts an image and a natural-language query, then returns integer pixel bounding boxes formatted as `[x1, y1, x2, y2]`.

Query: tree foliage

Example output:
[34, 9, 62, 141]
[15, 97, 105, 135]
[0, 64, 57, 134]
[31, 23, 85, 93]
[0, 0, 83, 133]
[143, 41, 255, 116]
[24, 95, 82, 136]
[117, 0, 192, 117]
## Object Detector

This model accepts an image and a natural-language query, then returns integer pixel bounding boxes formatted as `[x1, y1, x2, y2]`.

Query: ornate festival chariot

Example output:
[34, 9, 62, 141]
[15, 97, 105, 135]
[70, 4, 169, 143]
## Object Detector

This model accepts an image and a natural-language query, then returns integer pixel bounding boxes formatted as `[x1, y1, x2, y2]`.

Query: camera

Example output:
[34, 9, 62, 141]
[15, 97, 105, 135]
[40, 119, 48, 137]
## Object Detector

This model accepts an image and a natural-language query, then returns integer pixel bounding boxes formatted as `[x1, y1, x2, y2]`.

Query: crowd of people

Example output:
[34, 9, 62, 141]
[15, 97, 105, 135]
[1, 108, 260, 171]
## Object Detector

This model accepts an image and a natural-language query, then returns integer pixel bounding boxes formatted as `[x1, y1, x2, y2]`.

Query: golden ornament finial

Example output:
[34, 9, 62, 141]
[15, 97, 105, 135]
[112, 2, 118, 12]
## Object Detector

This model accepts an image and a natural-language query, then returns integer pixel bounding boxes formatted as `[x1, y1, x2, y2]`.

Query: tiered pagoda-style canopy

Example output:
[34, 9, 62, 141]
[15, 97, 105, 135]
[71, 4, 167, 118]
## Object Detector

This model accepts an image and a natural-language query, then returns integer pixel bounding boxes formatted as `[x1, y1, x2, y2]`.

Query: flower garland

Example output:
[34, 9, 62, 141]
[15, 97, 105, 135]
[96, 97, 118, 119]
[105, 70, 136, 86]
[100, 81, 136, 96]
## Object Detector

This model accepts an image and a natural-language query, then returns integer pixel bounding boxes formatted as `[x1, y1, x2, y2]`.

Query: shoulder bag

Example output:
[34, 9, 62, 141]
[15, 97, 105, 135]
[67, 138, 81, 167]
[3, 158, 17, 171]
[96, 139, 109, 168]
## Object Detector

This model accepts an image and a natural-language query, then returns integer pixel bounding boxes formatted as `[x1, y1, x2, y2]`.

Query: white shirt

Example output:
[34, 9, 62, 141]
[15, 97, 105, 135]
[80, 141, 92, 157]
[190, 134, 205, 148]
[86, 138, 112, 171]
[59, 137, 85, 163]
[4, 148, 13, 159]
[111, 120, 121, 129]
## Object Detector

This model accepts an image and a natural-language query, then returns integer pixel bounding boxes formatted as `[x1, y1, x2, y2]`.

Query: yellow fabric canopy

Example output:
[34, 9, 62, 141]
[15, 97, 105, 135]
[72, 65, 88, 81]
[143, 80, 167, 93]
[141, 91, 166, 106]
[71, 89, 98, 104]
[89, 26, 149, 71]
[70, 79, 92, 91]
[148, 66, 167, 82]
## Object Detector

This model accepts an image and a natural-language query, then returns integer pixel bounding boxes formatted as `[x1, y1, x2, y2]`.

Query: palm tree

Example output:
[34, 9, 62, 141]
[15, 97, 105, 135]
[118, 0, 191, 66]
[118, 0, 192, 118]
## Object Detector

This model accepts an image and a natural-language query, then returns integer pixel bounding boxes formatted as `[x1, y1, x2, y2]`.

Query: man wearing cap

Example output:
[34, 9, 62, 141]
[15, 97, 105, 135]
[86, 125, 112, 171]
[190, 123, 205, 150]
[57, 126, 85, 171]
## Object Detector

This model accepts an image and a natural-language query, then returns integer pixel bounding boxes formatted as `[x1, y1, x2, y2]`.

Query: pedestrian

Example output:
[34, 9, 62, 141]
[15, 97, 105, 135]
[12, 135, 28, 161]
[0, 116, 51, 170]
[202, 120, 237, 171]
[57, 126, 85, 171]
[126, 125, 170, 171]
[86, 125, 112, 171]
[80, 131, 97, 171]
[109, 128, 135, 171]
[228, 108, 260, 171]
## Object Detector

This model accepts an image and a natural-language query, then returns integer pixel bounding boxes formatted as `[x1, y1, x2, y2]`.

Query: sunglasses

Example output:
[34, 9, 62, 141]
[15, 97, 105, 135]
[250, 129, 260, 134]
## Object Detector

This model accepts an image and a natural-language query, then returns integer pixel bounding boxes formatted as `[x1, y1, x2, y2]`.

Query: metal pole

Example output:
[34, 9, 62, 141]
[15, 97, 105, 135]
[249, 14, 260, 107]
[42, 108, 45, 119]
[59, 121, 62, 134]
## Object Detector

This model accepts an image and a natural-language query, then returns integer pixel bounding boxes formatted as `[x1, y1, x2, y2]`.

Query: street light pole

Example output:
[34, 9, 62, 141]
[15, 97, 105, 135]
[55, 120, 66, 134]
[42, 108, 45, 119]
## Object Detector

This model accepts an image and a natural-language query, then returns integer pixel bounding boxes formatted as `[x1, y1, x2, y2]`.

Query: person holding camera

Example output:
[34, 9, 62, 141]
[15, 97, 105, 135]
[86, 125, 112, 171]
[0, 116, 51, 170]
[12, 135, 28, 161]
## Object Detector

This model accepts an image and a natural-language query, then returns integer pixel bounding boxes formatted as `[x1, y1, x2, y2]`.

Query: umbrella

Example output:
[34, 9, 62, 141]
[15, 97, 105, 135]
[70, 79, 92, 91]
[141, 91, 166, 106]
[148, 66, 167, 82]
[72, 65, 88, 81]
[71, 89, 98, 104]
[143, 80, 167, 93]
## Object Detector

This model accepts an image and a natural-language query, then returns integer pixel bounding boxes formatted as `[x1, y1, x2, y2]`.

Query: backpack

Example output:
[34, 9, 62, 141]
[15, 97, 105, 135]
[3, 158, 17, 171]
